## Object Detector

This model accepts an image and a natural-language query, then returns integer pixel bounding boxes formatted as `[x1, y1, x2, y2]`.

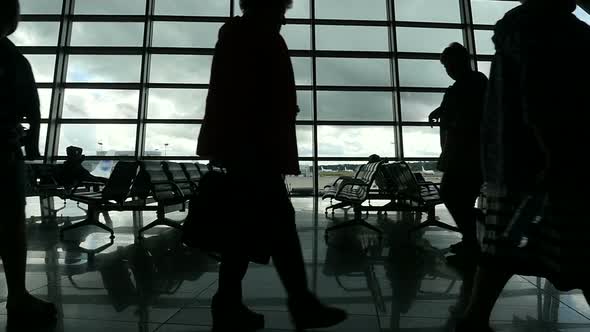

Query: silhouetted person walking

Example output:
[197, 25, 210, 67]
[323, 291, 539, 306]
[457, 0, 590, 330]
[197, 1, 347, 331]
[428, 43, 487, 263]
[0, 0, 57, 329]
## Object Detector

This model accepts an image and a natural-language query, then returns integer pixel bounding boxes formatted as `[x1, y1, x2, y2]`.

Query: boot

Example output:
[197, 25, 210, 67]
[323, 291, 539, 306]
[288, 292, 347, 331]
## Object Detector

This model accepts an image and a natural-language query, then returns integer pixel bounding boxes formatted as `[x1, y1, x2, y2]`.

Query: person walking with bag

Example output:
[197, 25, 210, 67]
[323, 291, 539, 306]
[196, 1, 347, 331]
[456, 0, 590, 330]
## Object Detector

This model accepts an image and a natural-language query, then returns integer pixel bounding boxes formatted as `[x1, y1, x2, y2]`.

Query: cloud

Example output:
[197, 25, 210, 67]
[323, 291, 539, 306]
[15, 0, 521, 159]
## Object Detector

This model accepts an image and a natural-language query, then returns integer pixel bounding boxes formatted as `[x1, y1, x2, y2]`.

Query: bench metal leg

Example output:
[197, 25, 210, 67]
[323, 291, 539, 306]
[138, 217, 183, 238]
[325, 202, 353, 216]
[60, 208, 115, 240]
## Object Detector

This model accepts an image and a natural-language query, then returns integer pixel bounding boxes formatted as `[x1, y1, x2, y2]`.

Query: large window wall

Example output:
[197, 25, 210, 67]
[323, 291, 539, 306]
[13, 0, 588, 195]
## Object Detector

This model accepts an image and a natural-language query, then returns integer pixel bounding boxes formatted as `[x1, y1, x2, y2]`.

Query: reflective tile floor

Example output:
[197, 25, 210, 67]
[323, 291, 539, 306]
[1, 197, 589, 331]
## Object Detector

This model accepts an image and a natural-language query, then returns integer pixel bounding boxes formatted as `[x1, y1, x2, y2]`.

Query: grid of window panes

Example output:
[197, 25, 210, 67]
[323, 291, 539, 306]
[15, 0, 588, 195]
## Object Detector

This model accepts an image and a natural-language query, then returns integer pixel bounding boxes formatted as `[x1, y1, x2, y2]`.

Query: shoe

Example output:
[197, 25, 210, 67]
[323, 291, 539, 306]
[288, 293, 347, 331]
[454, 318, 494, 332]
[6, 293, 57, 330]
[211, 294, 265, 332]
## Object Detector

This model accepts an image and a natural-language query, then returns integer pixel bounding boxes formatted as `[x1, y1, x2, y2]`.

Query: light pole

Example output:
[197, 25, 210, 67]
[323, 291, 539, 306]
[98, 141, 103, 154]
[164, 143, 169, 157]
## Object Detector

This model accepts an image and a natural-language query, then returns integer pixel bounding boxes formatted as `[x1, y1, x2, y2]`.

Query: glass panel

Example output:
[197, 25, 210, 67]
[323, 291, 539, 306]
[292, 57, 312, 86]
[71, 22, 144, 47]
[318, 161, 366, 191]
[9, 22, 60, 47]
[282, 24, 311, 50]
[148, 89, 207, 119]
[575, 6, 590, 25]
[67, 55, 142, 83]
[315, 0, 387, 20]
[296, 126, 313, 157]
[38, 89, 52, 119]
[24, 55, 56, 83]
[398, 59, 452, 88]
[144, 124, 200, 156]
[400, 92, 444, 122]
[316, 26, 389, 51]
[395, 0, 461, 23]
[285, 161, 313, 195]
[396, 27, 463, 53]
[297, 91, 313, 121]
[317, 125, 396, 157]
[234, 0, 310, 18]
[402, 126, 441, 158]
[475, 30, 495, 55]
[62, 90, 139, 119]
[478, 61, 491, 77]
[318, 91, 393, 121]
[39, 124, 48, 155]
[405, 161, 442, 182]
[82, 160, 119, 178]
[59, 124, 137, 156]
[75, 0, 146, 15]
[20, 0, 63, 14]
[153, 22, 222, 48]
[155, 0, 230, 16]
[317, 58, 391, 86]
[150, 55, 212, 84]
[470, 0, 519, 25]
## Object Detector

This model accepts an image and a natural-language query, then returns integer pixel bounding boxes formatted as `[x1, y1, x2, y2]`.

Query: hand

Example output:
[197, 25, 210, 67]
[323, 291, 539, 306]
[429, 109, 441, 128]
[428, 115, 439, 128]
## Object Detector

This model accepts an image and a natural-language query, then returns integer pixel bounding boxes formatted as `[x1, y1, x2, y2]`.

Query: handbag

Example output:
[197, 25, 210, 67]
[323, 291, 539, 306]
[182, 170, 229, 259]
[182, 170, 271, 264]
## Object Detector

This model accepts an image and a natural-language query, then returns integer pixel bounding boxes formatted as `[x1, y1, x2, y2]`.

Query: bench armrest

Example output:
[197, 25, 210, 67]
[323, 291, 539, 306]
[324, 176, 354, 189]
[335, 178, 371, 196]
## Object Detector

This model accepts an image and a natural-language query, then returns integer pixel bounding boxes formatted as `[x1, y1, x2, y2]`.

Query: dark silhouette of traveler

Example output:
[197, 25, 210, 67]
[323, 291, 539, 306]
[428, 43, 488, 264]
[0, 0, 58, 329]
[197, 0, 347, 331]
[457, 0, 590, 330]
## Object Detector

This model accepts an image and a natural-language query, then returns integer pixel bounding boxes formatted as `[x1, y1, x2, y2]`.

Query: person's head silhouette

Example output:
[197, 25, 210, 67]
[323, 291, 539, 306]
[440, 42, 471, 81]
[520, 0, 576, 12]
[239, 0, 294, 30]
[0, 0, 20, 38]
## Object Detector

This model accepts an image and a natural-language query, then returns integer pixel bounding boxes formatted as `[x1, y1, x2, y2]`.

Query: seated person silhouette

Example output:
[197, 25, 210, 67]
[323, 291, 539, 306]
[55, 146, 108, 190]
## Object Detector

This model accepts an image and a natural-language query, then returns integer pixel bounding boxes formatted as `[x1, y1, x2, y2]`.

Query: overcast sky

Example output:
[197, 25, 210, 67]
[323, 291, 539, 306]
[9, 0, 590, 160]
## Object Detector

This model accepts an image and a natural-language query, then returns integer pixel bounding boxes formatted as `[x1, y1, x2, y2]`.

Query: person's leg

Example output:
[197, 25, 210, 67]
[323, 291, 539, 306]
[461, 266, 512, 324]
[1, 159, 57, 328]
[216, 255, 249, 301]
[268, 176, 347, 330]
[0, 205, 28, 303]
[440, 174, 480, 250]
[271, 204, 309, 298]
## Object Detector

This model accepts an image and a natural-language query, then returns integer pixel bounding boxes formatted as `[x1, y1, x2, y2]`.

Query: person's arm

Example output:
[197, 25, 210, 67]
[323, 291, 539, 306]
[19, 58, 42, 160]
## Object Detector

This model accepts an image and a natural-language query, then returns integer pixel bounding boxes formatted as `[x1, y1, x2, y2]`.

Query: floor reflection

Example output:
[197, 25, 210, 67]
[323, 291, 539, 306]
[0, 198, 587, 331]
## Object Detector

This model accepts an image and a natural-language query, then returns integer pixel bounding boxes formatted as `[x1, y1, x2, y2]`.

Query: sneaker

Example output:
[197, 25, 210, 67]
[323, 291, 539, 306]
[211, 294, 265, 332]
[288, 293, 347, 331]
